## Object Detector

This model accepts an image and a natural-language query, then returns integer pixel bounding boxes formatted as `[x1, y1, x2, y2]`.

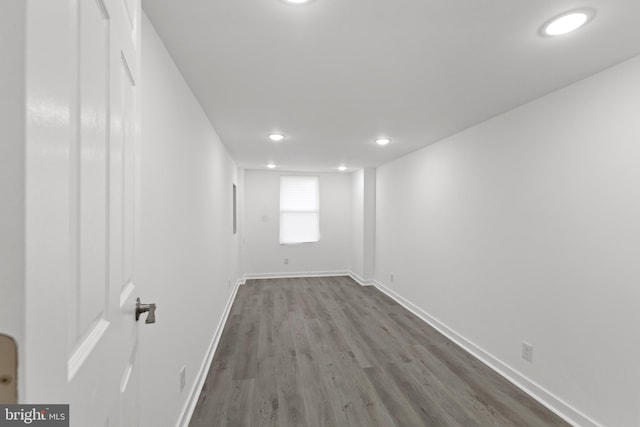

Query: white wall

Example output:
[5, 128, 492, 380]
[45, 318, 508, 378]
[350, 168, 376, 282]
[0, 0, 26, 400]
[376, 55, 640, 427]
[351, 170, 365, 278]
[362, 169, 376, 281]
[244, 170, 351, 276]
[140, 14, 241, 427]
[236, 168, 246, 279]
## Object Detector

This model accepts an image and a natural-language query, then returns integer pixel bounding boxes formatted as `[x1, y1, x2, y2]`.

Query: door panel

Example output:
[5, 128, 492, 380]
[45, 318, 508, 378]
[120, 345, 139, 427]
[77, 0, 109, 340]
[122, 54, 137, 291]
[123, 0, 138, 47]
[67, 0, 141, 425]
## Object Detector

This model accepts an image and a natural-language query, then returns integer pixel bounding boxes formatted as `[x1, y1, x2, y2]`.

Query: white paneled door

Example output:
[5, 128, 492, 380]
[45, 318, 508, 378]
[26, 0, 144, 425]
[68, 0, 143, 425]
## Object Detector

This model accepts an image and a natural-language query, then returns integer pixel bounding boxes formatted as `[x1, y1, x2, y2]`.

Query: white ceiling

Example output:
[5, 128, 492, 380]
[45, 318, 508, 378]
[143, 0, 640, 172]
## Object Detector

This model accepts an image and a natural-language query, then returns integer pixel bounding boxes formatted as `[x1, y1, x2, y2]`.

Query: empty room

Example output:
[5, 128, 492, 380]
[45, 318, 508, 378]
[1, 0, 639, 426]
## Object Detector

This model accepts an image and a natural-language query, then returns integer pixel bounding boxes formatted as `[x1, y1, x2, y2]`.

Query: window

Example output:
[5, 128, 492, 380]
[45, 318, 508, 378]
[280, 176, 319, 244]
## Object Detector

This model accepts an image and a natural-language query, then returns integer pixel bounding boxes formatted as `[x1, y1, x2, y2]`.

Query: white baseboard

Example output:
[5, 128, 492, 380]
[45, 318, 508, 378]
[243, 270, 350, 280]
[347, 271, 373, 286]
[242, 270, 374, 287]
[176, 278, 242, 427]
[371, 280, 601, 427]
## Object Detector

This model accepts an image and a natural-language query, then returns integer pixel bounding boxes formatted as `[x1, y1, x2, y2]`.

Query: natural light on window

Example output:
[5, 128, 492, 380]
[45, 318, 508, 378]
[280, 176, 320, 244]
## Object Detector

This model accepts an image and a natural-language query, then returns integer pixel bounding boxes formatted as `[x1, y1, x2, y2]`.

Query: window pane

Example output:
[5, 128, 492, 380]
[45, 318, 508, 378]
[280, 176, 319, 212]
[280, 212, 319, 244]
[280, 176, 320, 244]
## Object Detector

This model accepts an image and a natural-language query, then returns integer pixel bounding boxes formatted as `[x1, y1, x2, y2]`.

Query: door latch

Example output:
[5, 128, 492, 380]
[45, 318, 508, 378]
[135, 298, 157, 324]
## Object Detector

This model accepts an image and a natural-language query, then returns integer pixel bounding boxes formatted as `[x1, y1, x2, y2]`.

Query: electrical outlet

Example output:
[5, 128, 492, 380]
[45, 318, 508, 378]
[284, 258, 289, 265]
[180, 366, 186, 392]
[522, 341, 533, 363]
[390, 273, 394, 283]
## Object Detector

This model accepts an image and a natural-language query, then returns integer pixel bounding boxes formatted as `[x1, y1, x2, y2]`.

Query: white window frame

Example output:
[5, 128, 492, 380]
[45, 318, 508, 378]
[279, 175, 320, 245]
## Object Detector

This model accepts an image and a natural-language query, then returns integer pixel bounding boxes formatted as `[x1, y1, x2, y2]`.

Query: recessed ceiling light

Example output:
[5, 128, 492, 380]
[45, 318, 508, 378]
[541, 9, 595, 37]
[338, 166, 347, 172]
[267, 163, 276, 169]
[375, 138, 391, 146]
[268, 133, 284, 142]
[284, 0, 312, 4]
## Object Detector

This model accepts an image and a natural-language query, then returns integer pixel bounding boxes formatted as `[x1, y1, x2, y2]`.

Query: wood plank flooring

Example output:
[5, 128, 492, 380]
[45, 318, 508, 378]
[189, 276, 570, 427]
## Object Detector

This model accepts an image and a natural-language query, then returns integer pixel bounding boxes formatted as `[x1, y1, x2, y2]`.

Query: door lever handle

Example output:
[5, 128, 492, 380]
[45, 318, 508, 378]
[135, 297, 157, 324]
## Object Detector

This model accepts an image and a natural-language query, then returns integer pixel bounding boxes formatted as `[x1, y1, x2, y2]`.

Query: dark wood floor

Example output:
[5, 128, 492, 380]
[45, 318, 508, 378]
[189, 276, 570, 427]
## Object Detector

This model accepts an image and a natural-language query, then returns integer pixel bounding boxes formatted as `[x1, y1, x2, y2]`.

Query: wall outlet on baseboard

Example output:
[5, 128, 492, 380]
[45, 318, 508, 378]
[284, 258, 289, 265]
[522, 341, 533, 363]
[180, 366, 186, 391]
[390, 273, 394, 283]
